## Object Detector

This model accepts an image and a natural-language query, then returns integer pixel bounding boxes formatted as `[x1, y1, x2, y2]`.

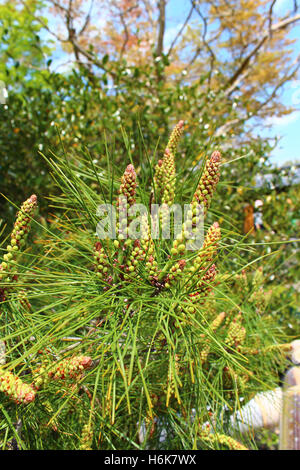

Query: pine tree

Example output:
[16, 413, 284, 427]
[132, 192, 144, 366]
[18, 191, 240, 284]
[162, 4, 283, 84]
[0, 122, 289, 450]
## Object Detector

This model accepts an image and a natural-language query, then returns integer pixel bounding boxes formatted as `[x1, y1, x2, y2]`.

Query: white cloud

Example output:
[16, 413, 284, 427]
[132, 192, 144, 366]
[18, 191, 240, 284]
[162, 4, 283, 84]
[266, 111, 300, 127]
[274, 0, 291, 14]
[163, 23, 184, 53]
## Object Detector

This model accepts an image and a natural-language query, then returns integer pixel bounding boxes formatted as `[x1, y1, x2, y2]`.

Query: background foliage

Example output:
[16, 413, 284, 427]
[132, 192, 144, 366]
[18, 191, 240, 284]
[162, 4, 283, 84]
[0, 131, 292, 449]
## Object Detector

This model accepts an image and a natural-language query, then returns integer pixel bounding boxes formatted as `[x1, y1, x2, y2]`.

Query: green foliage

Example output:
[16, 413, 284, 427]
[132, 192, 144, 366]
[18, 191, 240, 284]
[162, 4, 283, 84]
[0, 23, 281, 230]
[0, 0, 50, 84]
[0, 124, 290, 450]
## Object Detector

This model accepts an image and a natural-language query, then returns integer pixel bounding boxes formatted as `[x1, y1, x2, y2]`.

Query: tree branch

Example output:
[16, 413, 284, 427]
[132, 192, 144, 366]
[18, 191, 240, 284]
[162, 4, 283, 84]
[187, 1, 216, 85]
[155, 0, 167, 57]
[224, 13, 300, 93]
[254, 54, 300, 116]
[112, 1, 139, 60]
[167, 4, 194, 56]
[78, 0, 94, 36]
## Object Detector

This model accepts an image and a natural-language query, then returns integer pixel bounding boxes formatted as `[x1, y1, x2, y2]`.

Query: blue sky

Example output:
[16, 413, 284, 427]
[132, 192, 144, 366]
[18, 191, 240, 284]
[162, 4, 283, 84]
[262, 10, 300, 166]
[167, 0, 300, 165]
